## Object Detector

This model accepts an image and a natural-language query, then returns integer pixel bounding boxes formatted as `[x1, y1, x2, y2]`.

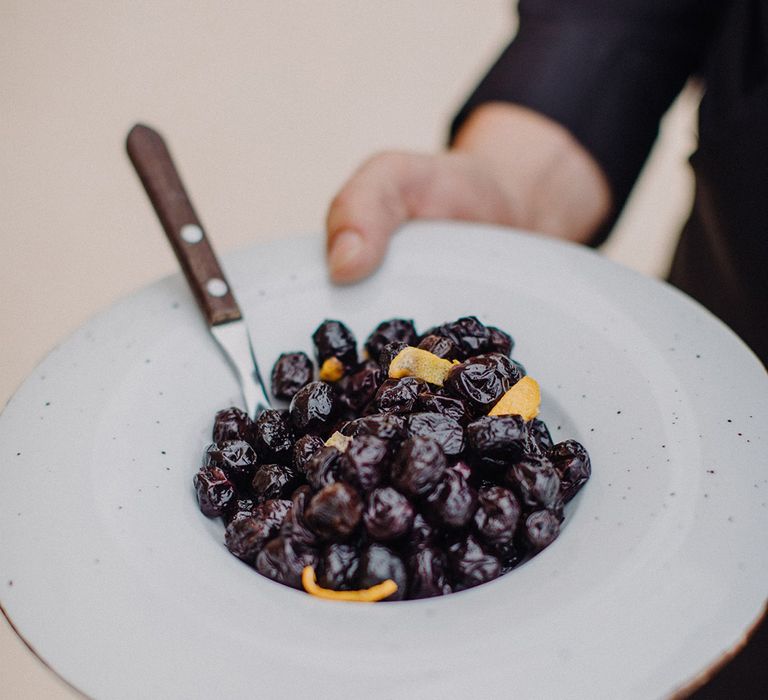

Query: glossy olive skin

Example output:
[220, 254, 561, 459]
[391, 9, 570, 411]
[198, 315, 590, 600]
[212, 406, 254, 444]
[338, 434, 389, 492]
[225, 499, 292, 562]
[304, 482, 363, 540]
[406, 412, 465, 456]
[473, 486, 521, 546]
[358, 544, 407, 601]
[318, 542, 360, 590]
[365, 319, 417, 362]
[253, 409, 294, 464]
[204, 440, 259, 487]
[444, 353, 523, 415]
[374, 377, 429, 415]
[292, 434, 325, 473]
[255, 535, 318, 589]
[193, 466, 235, 517]
[270, 352, 314, 400]
[289, 381, 339, 435]
[312, 319, 358, 367]
[547, 439, 591, 502]
[363, 486, 415, 541]
[408, 547, 452, 599]
[391, 436, 447, 497]
[251, 463, 303, 501]
[447, 534, 501, 590]
[417, 334, 460, 360]
[466, 415, 528, 459]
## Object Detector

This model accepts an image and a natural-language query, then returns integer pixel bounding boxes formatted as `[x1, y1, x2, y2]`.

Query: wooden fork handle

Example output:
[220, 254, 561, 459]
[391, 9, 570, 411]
[126, 123, 241, 326]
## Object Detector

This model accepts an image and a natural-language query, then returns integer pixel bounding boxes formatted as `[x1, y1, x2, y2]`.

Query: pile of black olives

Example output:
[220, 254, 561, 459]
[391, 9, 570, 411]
[193, 317, 590, 600]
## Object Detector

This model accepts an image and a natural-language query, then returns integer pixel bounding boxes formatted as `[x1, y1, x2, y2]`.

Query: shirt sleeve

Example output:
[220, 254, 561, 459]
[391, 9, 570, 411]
[450, 0, 719, 237]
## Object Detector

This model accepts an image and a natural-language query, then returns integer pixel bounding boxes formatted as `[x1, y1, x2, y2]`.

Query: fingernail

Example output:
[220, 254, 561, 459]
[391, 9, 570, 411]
[328, 230, 364, 279]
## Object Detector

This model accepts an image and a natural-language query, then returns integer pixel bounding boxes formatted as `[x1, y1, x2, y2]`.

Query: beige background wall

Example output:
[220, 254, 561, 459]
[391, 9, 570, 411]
[1, 2, 697, 697]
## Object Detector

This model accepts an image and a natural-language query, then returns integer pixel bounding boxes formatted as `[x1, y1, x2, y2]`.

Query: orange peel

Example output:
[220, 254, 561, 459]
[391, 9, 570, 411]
[488, 376, 541, 420]
[324, 431, 352, 452]
[388, 346, 457, 386]
[319, 357, 345, 382]
[301, 566, 397, 602]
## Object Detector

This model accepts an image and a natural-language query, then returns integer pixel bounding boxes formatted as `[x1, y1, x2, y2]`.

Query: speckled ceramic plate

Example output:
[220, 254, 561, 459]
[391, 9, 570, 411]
[1, 222, 766, 699]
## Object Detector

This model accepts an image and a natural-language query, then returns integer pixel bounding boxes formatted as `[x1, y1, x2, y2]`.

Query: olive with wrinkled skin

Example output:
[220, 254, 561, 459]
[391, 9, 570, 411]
[391, 436, 447, 497]
[212, 406, 254, 444]
[528, 418, 554, 454]
[408, 547, 452, 599]
[253, 409, 294, 463]
[193, 465, 235, 517]
[547, 439, 591, 503]
[374, 377, 429, 415]
[422, 468, 477, 529]
[507, 454, 561, 511]
[365, 319, 417, 362]
[363, 486, 414, 541]
[377, 341, 409, 373]
[414, 392, 468, 424]
[204, 440, 258, 487]
[251, 463, 303, 501]
[303, 446, 342, 491]
[406, 412, 465, 456]
[417, 334, 460, 360]
[225, 498, 292, 562]
[448, 534, 501, 590]
[281, 485, 321, 549]
[312, 319, 358, 367]
[338, 434, 389, 492]
[520, 509, 560, 551]
[358, 543, 407, 601]
[318, 542, 360, 590]
[305, 482, 363, 540]
[271, 352, 314, 400]
[292, 434, 325, 473]
[487, 326, 514, 357]
[337, 360, 383, 412]
[473, 485, 521, 545]
[466, 415, 528, 459]
[255, 535, 318, 589]
[341, 413, 406, 442]
[289, 381, 339, 435]
[444, 353, 522, 415]
[434, 316, 492, 358]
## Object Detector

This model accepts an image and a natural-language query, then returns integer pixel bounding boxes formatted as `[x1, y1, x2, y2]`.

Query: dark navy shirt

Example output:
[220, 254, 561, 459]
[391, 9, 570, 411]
[452, 0, 768, 367]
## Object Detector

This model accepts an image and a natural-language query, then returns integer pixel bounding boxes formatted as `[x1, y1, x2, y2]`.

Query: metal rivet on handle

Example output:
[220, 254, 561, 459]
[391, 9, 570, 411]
[206, 278, 228, 297]
[180, 223, 204, 244]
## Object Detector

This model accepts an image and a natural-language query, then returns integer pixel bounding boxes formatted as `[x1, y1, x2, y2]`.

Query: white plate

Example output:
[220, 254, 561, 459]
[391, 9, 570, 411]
[1, 222, 766, 700]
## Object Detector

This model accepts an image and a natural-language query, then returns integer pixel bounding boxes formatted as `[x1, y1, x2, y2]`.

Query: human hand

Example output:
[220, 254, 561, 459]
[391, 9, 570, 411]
[325, 103, 612, 283]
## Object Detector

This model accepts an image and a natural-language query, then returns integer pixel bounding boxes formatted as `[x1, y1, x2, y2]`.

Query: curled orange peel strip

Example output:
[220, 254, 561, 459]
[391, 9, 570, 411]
[301, 566, 397, 602]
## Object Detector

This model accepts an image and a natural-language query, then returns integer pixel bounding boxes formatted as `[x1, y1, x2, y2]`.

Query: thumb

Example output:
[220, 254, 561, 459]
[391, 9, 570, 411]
[325, 150, 520, 284]
[326, 151, 413, 284]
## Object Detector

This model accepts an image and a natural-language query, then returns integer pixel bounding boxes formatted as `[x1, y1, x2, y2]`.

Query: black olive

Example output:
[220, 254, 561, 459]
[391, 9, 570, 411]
[193, 466, 235, 517]
[251, 463, 303, 500]
[406, 412, 465, 455]
[447, 534, 501, 590]
[365, 319, 417, 362]
[317, 542, 360, 590]
[407, 547, 452, 599]
[212, 406, 254, 444]
[271, 352, 314, 400]
[305, 482, 363, 540]
[374, 377, 428, 414]
[255, 535, 318, 589]
[363, 486, 415, 541]
[253, 409, 294, 463]
[312, 319, 358, 367]
[289, 381, 339, 435]
[225, 499, 292, 562]
[338, 434, 389, 492]
[391, 436, 447, 497]
[547, 440, 591, 503]
[358, 543, 407, 600]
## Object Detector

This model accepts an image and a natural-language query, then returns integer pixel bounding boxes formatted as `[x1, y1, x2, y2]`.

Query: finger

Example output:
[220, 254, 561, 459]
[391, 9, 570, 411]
[326, 151, 413, 284]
